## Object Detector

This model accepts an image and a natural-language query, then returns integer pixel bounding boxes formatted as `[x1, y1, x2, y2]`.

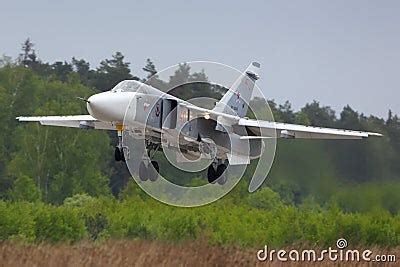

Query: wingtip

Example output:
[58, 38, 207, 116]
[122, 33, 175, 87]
[368, 132, 383, 137]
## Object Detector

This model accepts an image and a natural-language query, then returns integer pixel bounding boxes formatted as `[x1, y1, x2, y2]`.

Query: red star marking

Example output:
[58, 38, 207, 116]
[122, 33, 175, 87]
[235, 91, 240, 99]
[235, 91, 241, 103]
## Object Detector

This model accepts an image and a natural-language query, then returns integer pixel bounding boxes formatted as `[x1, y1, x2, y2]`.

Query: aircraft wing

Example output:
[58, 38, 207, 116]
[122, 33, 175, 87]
[181, 103, 382, 139]
[16, 115, 115, 130]
[238, 118, 383, 140]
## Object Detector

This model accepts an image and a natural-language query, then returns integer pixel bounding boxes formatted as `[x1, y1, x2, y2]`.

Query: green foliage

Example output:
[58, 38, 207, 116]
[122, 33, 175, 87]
[333, 182, 400, 214]
[246, 187, 283, 210]
[294, 111, 311, 125]
[63, 193, 95, 207]
[0, 201, 36, 242]
[142, 58, 157, 79]
[0, 66, 112, 203]
[8, 175, 40, 202]
[0, 193, 399, 246]
[119, 179, 150, 201]
[34, 204, 86, 242]
[93, 52, 138, 91]
[301, 100, 336, 127]
[0, 201, 86, 243]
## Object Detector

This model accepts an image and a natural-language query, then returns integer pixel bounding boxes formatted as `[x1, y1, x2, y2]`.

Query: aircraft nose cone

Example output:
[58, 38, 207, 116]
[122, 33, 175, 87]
[86, 92, 134, 122]
[87, 94, 101, 108]
[86, 93, 113, 121]
[86, 94, 102, 114]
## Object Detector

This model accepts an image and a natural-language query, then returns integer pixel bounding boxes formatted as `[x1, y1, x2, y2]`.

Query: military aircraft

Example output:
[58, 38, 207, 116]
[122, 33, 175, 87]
[17, 62, 382, 184]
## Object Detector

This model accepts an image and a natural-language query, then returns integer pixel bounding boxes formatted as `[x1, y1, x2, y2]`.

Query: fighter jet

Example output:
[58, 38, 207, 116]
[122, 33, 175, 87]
[17, 62, 382, 184]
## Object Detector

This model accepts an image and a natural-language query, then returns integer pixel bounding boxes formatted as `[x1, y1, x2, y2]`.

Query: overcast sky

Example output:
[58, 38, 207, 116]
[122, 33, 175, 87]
[1, 0, 399, 118]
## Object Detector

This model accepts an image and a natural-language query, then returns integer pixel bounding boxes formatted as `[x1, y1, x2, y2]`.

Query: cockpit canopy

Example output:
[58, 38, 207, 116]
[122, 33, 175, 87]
[110, 80, 163, 96]
[111, 80, 143, 93]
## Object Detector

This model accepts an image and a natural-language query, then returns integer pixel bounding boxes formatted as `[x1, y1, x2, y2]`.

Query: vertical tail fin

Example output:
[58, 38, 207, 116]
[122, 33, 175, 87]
[213, 62, 260, 117]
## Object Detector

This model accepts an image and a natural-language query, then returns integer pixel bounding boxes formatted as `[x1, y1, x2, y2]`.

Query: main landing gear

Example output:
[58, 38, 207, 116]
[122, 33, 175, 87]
[139, 160, 159, 182]
[114, 133, 160, 181]
[207, 160, 228, 185]
[114, 130, 160, 181]
[138, 142, 160, 182]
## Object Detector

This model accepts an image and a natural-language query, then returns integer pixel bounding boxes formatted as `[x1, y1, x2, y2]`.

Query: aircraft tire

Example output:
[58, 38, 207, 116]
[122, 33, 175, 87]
[139, 161, 148, 181]
[207, 164, 217, 184]
[120, 148, 126, 162]
[149, 161, 159, 181]
[114, 147, 122, 161]
[216, 164, 227, 185]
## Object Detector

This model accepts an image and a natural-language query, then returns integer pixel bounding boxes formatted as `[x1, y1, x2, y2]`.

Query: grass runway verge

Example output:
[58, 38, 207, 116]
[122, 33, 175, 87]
[0, 240, 398, 266]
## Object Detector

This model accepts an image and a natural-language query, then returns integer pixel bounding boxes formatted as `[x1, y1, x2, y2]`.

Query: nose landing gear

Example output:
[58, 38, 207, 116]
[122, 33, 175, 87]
[114, 130, 130, 162]
[114, 146, 125, 162]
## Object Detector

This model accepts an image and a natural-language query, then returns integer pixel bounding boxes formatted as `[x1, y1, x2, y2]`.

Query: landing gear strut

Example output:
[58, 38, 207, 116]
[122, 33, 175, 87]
[138, 142, 160, 182]
[115, 130, 127, 162]
[207, 160, 228, 185]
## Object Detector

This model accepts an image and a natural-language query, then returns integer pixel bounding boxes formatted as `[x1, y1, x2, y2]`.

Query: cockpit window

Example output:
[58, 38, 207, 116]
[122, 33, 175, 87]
[111, 80, 142, 92]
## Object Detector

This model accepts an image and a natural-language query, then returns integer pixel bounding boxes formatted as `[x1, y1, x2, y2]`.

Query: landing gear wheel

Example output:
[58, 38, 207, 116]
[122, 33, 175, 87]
[207, 164, 218, 184]
[139, 161, 148, 181]
[114, 147, 122, 161]
[120, 148, 126, 162]
[148, 161, 159, 181]
[216, 164, 227, 185]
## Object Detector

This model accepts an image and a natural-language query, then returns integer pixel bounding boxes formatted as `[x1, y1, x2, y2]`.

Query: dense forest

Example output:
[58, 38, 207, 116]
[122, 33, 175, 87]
[0, 39, 399, 246]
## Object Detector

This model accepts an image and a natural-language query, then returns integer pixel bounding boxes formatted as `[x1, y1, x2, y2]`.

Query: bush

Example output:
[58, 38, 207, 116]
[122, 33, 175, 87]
[0, 196, 399, 247]
[150, 210, 200, 241]
[8, 175, 40, 202]
[0, 201, 36, 242]
[34, 205, 86, 242]
[63, 193, 95, 207]
[246, 187, 284, 210]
